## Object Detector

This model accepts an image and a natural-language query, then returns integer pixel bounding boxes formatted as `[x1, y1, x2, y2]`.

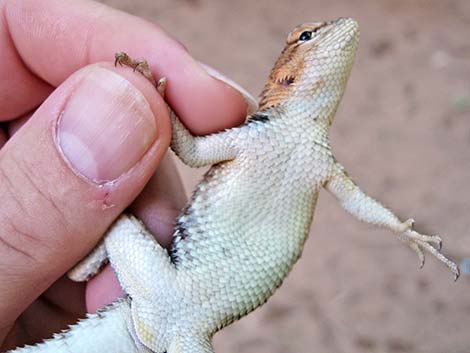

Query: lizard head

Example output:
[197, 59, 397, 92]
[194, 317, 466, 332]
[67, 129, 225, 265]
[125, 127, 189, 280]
[259, 18, 359, 124]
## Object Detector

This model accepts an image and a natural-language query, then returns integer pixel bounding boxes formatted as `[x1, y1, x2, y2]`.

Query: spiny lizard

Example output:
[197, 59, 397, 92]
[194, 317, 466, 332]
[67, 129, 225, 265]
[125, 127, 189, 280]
[9, 17, 459, 353]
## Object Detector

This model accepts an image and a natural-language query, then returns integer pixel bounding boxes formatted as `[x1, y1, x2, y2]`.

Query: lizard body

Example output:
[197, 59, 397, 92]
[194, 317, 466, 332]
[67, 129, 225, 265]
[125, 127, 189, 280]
[9, 17, 459, 353]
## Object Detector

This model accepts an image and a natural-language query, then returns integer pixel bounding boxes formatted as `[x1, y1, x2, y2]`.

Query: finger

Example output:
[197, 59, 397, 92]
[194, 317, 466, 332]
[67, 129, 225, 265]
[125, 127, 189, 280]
[85, 154, 187, 312]
[2, 0, 257, 133]
[84, 265, 122, 315]
[0, 0, 53, 121]
[0, 63, 170, 336]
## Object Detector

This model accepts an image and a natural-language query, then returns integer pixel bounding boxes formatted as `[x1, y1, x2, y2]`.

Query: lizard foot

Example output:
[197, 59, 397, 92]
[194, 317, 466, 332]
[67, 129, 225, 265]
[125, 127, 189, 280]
[397, 221, 459, 281]
[115, 52, 157, 87]
[68, 239, 108, 281]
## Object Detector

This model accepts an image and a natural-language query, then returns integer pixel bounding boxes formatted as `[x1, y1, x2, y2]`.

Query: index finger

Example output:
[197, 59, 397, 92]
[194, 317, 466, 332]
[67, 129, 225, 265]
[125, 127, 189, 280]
[1, 0, 256, 134]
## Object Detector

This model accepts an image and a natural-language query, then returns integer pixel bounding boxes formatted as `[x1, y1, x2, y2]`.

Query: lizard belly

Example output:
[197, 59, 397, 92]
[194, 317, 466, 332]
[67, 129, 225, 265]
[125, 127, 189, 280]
[170, 155, 320, 332]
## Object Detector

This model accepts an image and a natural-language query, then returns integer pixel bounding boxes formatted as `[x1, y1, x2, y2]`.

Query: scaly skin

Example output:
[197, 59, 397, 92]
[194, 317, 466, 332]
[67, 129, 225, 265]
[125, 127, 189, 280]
[9, 17, 459, 353]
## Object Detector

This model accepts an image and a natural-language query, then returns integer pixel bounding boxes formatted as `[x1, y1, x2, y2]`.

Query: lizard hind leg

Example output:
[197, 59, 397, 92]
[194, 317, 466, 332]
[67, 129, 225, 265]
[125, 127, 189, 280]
[104, 214, 177, 300]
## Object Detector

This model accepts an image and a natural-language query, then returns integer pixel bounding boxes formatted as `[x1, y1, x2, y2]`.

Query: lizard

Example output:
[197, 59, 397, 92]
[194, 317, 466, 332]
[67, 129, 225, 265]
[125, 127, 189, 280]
[8, 17, 459, 353]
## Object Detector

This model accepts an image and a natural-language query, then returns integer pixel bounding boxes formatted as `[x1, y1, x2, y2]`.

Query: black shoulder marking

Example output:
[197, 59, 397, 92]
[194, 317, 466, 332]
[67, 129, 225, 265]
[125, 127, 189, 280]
[247, 113, 270, 123]
[169, 217, 191, 265]
[174, 220, 188, 240]
[169, 246, 179, 265]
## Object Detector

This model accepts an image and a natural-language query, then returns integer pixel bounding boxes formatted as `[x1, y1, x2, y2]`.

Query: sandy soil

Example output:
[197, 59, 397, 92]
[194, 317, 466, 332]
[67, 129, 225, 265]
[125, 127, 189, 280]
[99, 1, 470, 352]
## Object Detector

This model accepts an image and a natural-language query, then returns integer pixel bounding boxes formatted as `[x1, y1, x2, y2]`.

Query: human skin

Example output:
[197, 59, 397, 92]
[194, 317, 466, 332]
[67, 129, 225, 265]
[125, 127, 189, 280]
[0, 0, 255, 350]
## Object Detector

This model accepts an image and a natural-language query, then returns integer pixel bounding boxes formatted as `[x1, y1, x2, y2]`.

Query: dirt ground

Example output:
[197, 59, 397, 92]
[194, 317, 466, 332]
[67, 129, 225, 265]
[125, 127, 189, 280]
[99, 0, 470, 352]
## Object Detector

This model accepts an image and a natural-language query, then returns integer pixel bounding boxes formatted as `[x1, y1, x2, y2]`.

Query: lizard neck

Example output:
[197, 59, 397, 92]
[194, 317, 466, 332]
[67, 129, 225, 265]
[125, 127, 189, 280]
[259, 80, 346, 128]
[255, 103, 334, 143]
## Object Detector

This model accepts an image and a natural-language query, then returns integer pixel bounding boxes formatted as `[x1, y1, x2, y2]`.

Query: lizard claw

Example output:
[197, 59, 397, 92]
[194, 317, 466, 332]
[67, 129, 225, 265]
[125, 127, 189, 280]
[454, 266, 461, 282]
[113, 52, 157, 87]
[399, 227, 459, 280]
[157, 77, 168, 98]
[436, 236, 443, 251]
[114, 52, 129, 67]
[407, 240, 425, 268]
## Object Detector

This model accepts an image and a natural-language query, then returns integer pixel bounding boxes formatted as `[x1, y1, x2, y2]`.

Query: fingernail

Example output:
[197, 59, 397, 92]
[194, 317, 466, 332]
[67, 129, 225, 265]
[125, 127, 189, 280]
[199, 62, 259, 115]
[57, 67, 157, 184]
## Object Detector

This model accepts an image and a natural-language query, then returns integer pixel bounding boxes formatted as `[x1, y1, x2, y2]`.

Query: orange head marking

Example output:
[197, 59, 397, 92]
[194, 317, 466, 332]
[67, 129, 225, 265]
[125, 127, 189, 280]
[259, 18, 359, 116]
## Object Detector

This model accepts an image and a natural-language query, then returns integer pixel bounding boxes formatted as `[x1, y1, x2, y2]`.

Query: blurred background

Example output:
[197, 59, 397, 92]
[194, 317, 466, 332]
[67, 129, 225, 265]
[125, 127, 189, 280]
[100, 1, 470, 352]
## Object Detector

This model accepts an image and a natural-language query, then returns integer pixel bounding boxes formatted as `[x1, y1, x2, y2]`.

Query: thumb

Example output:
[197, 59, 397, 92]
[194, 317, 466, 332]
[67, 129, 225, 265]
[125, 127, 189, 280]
[0, 64, 170, 334]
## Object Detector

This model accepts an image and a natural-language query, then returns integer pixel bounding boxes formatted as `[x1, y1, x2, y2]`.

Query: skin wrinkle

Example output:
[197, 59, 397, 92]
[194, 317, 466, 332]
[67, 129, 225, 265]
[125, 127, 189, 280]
[75, 3, 108, 76]
[1, 3, 20, 69]
[4, 215, 44, 250]
[0, 201, 42, 264]
[1, 141, 99, 266]
[8, 149, 74, 242]
[0, 179, 45, 263]
[0, 8, 47, 120]
[4, 0, 67, 82]
[0, 229, 35, 261]
[0, 163, 26, 214]
[0, 199, 41, 261]
[2, 1, 52, 91]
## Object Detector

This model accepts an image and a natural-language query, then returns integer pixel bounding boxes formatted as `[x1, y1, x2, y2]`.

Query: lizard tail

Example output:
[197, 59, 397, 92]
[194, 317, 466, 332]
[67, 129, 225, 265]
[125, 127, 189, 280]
[8, 298, 143, 353]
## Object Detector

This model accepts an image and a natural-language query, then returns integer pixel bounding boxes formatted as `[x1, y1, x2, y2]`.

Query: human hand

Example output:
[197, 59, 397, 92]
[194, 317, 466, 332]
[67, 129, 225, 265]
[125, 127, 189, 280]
[0, 0, 256, 349]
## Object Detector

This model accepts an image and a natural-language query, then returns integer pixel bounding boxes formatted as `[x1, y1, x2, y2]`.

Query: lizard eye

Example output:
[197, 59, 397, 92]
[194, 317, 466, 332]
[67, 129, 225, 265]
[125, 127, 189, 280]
[298, 31, 313, 41]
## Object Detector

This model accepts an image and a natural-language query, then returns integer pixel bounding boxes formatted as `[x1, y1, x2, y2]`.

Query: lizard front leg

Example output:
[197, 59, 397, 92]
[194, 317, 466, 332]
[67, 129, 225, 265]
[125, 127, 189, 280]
[168, 110, 240, 167]
[324, 163, 460, 280]
[115, 52, 240, 168]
